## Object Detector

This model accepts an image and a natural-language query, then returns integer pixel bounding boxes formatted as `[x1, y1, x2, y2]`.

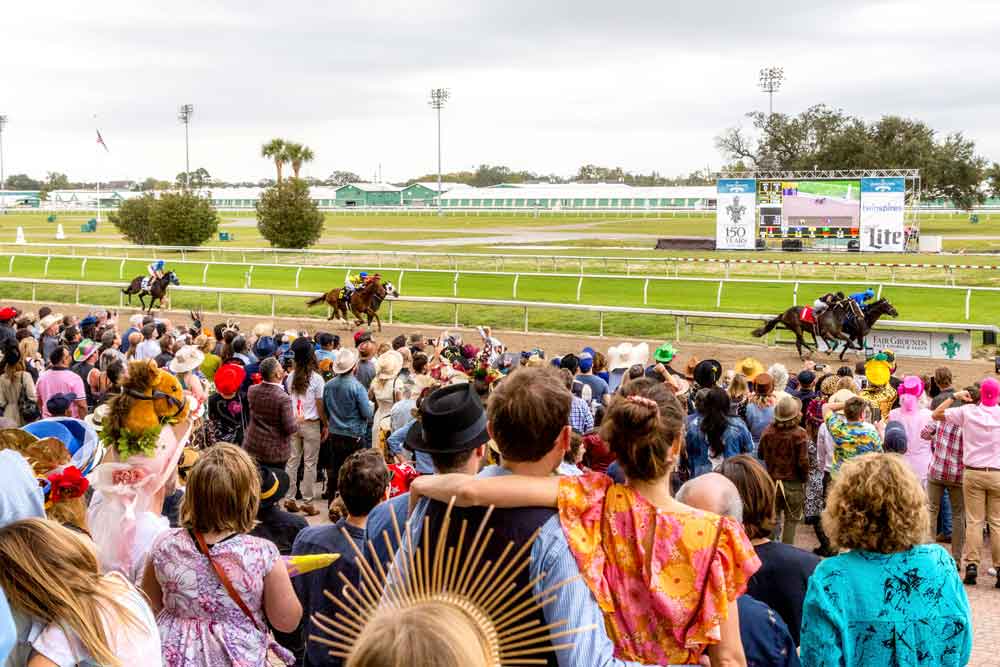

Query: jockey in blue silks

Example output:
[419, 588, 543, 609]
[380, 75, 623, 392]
[848, 288, 876, 307]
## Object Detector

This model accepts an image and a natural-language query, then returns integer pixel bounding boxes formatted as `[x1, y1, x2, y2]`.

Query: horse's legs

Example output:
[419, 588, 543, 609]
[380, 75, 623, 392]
[139, 293, 147, 312]
[370, 310, 381, 332]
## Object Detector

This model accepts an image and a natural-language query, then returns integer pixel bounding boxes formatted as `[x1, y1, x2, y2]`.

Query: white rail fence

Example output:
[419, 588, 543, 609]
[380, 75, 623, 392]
[3, 241, 1000, 280]
[0, 277, 994, 345]
[3, 252, 998, 321]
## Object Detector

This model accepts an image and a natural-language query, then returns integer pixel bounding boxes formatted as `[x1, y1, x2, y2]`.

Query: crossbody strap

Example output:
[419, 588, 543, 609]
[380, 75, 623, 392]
[193, 531, 261, 630]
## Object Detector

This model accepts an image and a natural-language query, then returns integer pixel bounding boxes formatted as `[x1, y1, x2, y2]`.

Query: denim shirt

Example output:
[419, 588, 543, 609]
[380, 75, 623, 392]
[323, 374, 373, 438]
[685, 414, 754, 476]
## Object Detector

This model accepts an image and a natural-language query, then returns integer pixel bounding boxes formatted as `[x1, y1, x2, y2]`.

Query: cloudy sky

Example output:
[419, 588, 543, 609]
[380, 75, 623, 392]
[2, 1, 998, 184]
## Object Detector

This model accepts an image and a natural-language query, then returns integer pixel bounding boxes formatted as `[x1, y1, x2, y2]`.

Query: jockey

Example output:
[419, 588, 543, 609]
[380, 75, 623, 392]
[811, 292, 839, 318]
[344, 271, 369, 299]
[148, 260, 166, 280]
[848, 288, 876, 308]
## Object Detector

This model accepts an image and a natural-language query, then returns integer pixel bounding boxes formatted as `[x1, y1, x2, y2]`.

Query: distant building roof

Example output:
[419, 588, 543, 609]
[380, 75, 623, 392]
[339, 182, 403, 193]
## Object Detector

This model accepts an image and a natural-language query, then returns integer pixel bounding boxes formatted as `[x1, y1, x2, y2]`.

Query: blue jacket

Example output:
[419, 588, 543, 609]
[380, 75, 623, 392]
[323, 374, 373, 438]
[685, 414, 754, 476]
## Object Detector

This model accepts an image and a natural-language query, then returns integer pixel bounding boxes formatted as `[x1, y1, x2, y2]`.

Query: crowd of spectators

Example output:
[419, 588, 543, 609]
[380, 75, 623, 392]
[0, 301, 993, 667]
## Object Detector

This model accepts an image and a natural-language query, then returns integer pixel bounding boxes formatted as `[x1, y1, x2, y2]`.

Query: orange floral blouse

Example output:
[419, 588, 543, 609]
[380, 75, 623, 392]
[557, 472, 760, 665]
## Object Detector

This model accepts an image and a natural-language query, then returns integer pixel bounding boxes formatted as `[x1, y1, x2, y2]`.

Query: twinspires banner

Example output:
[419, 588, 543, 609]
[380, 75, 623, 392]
[716, 179, 756, 250]
[859, 177, 906, 252]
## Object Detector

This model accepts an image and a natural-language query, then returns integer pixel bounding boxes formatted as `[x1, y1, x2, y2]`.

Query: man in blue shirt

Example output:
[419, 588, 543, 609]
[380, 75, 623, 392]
[366, 383, 488, 569]
[323, 347, 373, 499]
[404, 369, 657, 667]
[576, 352, 610, 406]
[292, 449, 389, 667]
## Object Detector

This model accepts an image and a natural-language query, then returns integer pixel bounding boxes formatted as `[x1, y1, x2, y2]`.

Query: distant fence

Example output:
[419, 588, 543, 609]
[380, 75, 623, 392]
[0, 277, 994, 349]
[2, 251, 999, 320]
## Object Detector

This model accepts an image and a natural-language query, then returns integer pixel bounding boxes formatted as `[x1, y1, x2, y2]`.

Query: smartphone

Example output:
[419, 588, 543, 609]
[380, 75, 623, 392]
[814, 363, 827, 371]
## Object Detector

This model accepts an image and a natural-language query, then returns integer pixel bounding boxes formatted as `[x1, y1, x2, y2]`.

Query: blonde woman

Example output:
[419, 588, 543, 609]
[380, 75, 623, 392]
[800, 454, 972, 666]
[728, 372, 750, 420]
[0, 348, 36, 426]
[369, 350, 403, 446]
[0, 518, 161, 667]
[17, 336, 42, 378]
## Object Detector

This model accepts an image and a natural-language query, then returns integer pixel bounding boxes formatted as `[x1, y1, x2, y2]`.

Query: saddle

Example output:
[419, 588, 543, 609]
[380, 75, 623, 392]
[140, 276, 152, 291]
[799, 306, 816, 325]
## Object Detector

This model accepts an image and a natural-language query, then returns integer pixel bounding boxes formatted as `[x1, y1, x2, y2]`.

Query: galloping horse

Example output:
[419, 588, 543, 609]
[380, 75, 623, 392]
[827, 298, 899, 360]
[121, 271, 180, 313]
[751, 300, 856, 359]
[306, 274, 399, 332]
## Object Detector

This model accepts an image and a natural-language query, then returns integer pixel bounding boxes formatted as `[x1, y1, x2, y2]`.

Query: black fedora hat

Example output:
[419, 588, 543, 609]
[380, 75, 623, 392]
[405, 383, 489, 454]
[693, 359, 723, 388]
[259, 465, 290, 510]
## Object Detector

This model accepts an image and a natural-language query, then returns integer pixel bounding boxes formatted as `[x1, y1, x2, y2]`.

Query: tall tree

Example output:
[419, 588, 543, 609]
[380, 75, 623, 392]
[285, 143, 315, 179]
[715, 104, 988, 210]
[261, 138, 288, 183]
[175, 167, 211, 189]
[988, 163, 1000, 198]
[327, 170, 361, 186]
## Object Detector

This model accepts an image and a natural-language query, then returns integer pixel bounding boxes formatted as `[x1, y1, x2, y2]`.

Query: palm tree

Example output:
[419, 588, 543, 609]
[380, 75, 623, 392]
[261, 138, 288, 183]
[285, 142, 315, 179]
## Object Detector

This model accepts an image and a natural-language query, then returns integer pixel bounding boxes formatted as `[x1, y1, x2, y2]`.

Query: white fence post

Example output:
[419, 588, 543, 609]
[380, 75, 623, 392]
[294, 267, 302, 288]
[576, 276, 584, 302]
[246, 266, 255, 288]
[793, 282, 799, 306]
[643, 279, 650, 305]
[717, 281, 724, 308]
[80, 258, 87, 278]
[523, 307, 529, 333]
[202, 264, 210, 285]
[397, 271, 405, 295]
[119, 259, 126, 279]
[271, 295, 276, 317]
[876, 284, 884, 299]
[43, 257, 51, 277]
[965, 289, 971, 320]
[512, 274, 520, 299]
[7, 256, 13, 273]
[453, 272, 460, 297]
[599, 311, 605, 336]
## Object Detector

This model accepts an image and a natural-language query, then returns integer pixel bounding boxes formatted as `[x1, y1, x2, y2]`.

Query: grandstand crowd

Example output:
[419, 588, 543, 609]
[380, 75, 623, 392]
[0, 302, 994, 667]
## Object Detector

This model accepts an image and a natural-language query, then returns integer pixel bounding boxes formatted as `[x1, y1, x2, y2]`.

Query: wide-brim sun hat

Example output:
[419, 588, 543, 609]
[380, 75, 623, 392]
[608, 343, 631, 371]
[865, 359, 891, 387]
[39, 313, 63, 331]
[169, 345, 206, 374]
[252, 322, 275, 338]
[84, 404, 111, 432]
[653, 342, 677, 364]
[753, 372, 774, 395]
[628, 342, 649, 367]
[773, 396, 802, 424]
[405, 383, 489, 454]
[333, 347, 359, 375]
[213, 363, 246, 395]
[736, 357, 766, 382]
[898, 375, 924, 397]
[375, 350, 404, 379]
[72, 339, 100, 363]
[829, 388, 857, 407]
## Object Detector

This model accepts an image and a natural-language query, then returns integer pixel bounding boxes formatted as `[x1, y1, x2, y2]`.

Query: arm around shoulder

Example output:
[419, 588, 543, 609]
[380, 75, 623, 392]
[410, 473, 560, 509]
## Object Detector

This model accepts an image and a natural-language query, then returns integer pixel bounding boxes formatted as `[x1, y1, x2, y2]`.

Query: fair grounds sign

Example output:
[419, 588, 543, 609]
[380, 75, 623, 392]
[816, 330, 972, 361]
[716, 169, 920, 253]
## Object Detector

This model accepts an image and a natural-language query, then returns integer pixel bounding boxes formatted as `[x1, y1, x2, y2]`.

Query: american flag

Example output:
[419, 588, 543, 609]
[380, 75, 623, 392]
[96, 129, 109, 152]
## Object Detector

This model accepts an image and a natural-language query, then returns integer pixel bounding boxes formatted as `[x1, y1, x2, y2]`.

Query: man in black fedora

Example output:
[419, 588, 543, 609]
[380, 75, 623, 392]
[365, 382, 489, 568]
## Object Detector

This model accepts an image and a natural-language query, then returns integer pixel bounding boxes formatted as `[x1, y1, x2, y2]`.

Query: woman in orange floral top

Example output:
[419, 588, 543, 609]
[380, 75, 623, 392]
[411, 377, 760, 666]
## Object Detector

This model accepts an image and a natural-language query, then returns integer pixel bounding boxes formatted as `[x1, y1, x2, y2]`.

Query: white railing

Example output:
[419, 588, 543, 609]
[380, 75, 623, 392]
[3, 251, 997, 320]
[0, 276, 994, 343]
[3, 241, 1000, 278]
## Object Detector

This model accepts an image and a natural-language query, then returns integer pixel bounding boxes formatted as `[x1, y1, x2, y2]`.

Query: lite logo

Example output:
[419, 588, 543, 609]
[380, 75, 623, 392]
[867, 227, 903, 249]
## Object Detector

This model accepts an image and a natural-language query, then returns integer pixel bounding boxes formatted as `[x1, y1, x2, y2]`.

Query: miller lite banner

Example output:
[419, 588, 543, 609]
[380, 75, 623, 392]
[716, 179, 756, 250]
[859, 177, 906, 252]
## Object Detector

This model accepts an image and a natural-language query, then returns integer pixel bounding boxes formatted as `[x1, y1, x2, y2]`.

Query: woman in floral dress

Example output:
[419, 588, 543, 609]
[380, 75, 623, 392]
[412, 376, 759, 666]
[142, 444, 302, 666]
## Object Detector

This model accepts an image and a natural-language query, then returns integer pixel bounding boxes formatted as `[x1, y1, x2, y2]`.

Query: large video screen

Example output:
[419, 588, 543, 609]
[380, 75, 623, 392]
[757, 179, 861, 237]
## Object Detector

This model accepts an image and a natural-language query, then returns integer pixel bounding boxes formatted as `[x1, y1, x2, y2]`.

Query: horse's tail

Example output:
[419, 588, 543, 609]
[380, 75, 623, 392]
[305, 292, 328, 308]
[752, 315, 781, 338]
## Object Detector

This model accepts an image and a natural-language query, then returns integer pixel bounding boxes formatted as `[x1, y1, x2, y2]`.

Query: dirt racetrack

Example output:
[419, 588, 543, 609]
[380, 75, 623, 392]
[14, 300, 996, 388]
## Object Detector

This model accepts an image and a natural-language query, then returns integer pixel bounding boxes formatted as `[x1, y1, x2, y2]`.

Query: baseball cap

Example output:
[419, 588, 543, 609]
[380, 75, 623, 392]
[578, 353, 594, 373]
[46, 392, 78, 415]
[980, 378, 999, 407]
[797, 370, 816, 387]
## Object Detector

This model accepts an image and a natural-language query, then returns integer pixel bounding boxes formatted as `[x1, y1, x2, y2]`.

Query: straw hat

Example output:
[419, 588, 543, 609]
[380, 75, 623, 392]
[736, 357, 766, 382]
[252, 321, 275, 338]
[773, 396, 802, 424]
[333, 347, 359, 375]
[628, 342, 649, 367]
[829, 388, 857, 407]
[39, 313, 63, 332]
[819, 374, 839, 397]
[375, 350, 403, 380]
[169, 345, 205, 374]
[84, 404, 111, 432]
[607, 344, 631, 371]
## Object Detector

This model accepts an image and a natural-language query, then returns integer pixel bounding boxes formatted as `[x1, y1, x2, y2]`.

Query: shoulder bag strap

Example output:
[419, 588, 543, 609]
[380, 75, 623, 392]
[193, 531, 262, 630]
[682, 519, 725, 637]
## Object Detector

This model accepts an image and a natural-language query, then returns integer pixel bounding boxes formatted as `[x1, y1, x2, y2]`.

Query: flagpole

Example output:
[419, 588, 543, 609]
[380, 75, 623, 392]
[95, 116, 102, 225]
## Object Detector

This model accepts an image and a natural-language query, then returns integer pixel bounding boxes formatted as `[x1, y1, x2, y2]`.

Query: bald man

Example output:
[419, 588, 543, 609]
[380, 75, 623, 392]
[676, 474, 802, 667]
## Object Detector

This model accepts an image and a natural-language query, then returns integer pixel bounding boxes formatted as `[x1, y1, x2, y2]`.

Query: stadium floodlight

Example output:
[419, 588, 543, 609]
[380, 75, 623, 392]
[178, 104, 194, 189]
[429, 88, 450, 215]
[758, 67, 784, 115]
[0, 114, 7, 194]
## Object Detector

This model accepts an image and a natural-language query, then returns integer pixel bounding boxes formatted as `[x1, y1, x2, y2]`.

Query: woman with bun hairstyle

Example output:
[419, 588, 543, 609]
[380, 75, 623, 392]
[412, 377, 759, 666]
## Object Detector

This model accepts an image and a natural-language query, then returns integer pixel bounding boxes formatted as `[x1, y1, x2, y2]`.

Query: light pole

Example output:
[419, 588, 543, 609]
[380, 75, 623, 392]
[0, 115, 7, 210]
[429, 88, 449, 216]
[178, 104, 194, 189]
[758, 67, 784, 116]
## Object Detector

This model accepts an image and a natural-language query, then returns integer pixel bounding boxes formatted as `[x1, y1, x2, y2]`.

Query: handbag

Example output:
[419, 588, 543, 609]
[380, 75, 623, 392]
[18, 374, 40, 424]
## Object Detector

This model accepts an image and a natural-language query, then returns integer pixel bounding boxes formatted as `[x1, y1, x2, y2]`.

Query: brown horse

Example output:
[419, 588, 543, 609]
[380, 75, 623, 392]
[751, 301, 856, 359]
[827, 298, 899, 360]
[306, 275, 399, 331]
[121, 271, 180, 313]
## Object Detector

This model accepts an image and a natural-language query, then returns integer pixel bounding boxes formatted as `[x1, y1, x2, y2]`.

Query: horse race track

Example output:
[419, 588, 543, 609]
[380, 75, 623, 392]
[2, 210, 1000, 345]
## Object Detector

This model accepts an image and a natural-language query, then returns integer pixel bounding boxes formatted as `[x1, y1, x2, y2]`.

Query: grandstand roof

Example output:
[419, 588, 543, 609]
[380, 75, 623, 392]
[338, 182, 402, 192]
[437, 184, 715, 200]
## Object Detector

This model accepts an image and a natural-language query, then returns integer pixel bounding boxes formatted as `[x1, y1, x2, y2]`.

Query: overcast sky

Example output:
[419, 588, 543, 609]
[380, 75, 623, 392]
[2, 1, 998, 184]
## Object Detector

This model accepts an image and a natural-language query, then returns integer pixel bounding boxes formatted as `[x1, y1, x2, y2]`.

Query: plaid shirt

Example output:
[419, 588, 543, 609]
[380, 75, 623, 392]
[922, 421, 964, 484]
[569, 396, 594, 434]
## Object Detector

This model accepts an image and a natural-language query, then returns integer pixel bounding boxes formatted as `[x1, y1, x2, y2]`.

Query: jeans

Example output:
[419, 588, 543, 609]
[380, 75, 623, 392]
[326, 432, 365, 498]
[961, 468, 1000, 568]
[285, 420, 322, 504]
[928, 479, 965, 563]
[936, 486, 953, 536]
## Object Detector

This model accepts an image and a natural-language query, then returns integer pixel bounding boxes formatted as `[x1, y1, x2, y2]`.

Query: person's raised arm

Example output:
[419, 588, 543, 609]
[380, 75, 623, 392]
[409, 473, 560, 509]
[932, 390, 969, 422]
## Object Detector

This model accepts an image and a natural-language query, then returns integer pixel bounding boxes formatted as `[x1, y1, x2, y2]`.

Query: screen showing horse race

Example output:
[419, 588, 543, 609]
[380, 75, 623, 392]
[757, 179, 861, 239]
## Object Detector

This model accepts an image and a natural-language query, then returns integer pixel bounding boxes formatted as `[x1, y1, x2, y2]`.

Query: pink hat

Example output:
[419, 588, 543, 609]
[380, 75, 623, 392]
[980, 378, 999, 407]
[898, 375, 924, 397]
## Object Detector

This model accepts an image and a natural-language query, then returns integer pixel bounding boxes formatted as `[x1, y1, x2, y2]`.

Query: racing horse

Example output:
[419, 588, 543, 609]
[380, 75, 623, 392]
[306, 274, 399, 332]
[826, 298, 899, 360]
[751, 300, 856, 359]
[121, 271, 180, 313]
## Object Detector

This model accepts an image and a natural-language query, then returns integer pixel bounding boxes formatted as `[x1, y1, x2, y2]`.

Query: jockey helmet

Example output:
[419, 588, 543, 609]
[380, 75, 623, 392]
[360, 272, 368, 279]
[864, 288, 875, 298]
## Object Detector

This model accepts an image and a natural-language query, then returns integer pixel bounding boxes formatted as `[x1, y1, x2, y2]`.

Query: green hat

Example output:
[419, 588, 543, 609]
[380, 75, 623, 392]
[653, 342, 676, 363]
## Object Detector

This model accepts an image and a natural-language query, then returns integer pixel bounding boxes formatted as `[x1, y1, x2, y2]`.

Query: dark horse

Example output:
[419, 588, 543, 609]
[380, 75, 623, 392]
[305, 275, 399, 332]
[122, 271, 180, 313]
[827, 298, 899, 360]
[751, 300, 857, 359]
